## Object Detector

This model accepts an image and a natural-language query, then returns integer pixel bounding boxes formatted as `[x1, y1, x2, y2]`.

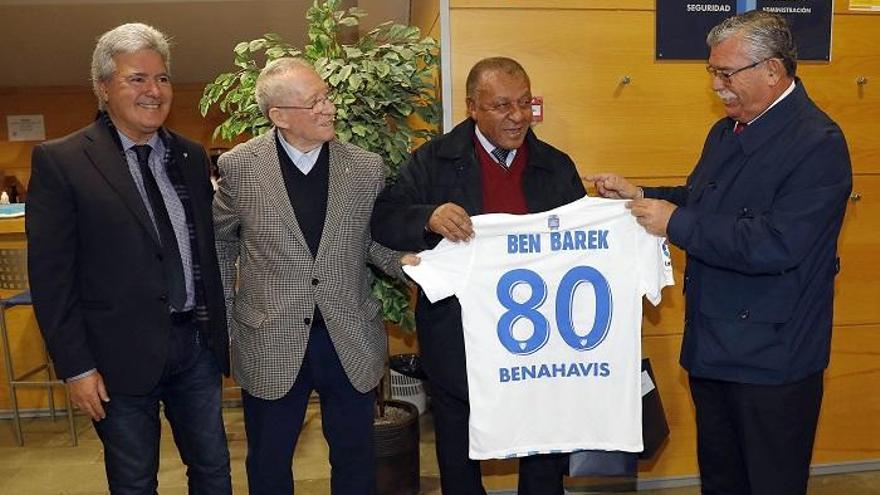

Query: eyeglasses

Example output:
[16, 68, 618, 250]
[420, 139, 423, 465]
[705, 58, 770, 84]
[481, 96, 533, 115]
[274, 93, 334, 113]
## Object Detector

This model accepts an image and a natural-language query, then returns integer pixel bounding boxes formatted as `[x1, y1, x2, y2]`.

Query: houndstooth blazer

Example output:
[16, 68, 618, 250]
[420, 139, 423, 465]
[213, 129, 404, 399]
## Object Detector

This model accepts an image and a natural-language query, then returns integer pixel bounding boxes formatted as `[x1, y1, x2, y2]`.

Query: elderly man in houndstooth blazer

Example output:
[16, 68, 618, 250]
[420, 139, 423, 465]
[213, 57, 414, 494]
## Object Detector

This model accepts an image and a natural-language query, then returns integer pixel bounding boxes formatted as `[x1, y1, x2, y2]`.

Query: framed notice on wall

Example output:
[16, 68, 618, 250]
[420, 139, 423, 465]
[656, 1, 833, 61]
[849, 0, 880, 10]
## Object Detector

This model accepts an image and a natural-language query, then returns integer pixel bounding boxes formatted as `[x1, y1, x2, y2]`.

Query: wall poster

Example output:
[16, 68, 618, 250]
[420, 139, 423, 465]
[656, 1, 833, 61]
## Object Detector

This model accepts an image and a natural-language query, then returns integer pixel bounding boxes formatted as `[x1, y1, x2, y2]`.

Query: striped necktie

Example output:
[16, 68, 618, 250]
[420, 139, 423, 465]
[491, 147, 511, 167]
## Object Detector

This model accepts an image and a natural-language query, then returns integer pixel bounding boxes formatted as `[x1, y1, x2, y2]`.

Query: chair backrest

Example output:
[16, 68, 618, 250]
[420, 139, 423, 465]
[0, 248, 28, 291]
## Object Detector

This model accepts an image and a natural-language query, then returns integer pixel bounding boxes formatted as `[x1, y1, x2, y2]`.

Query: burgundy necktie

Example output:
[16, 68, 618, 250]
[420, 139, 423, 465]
[734, 121, 748, 135]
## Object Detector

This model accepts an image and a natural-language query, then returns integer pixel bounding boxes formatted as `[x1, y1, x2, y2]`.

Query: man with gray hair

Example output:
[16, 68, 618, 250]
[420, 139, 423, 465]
[213, 57, 414, 494]
[27, 22, 231, 494]
[589, 11, 851, 494]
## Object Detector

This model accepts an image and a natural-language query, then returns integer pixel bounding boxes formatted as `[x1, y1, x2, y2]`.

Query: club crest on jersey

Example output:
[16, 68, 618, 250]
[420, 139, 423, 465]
[662, 240, 672, 267]
[547, 214, 560, 231]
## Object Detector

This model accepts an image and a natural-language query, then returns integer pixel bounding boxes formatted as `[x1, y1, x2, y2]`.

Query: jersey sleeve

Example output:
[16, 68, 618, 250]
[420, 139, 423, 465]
[640, 235, 675, 306]
[402, 239, 474, 303]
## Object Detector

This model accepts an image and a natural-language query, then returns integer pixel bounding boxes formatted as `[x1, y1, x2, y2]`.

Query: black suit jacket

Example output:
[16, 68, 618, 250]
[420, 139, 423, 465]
[26, 120, 229, 395]
[370, 118, 586, 400]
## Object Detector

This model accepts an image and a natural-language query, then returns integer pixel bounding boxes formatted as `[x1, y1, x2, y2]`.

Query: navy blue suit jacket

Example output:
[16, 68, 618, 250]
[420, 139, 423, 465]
[646, 80, 852, 385]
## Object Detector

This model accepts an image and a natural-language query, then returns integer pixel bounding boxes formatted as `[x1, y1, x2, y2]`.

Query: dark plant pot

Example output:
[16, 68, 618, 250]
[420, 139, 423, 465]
[375, 399, 420, 495]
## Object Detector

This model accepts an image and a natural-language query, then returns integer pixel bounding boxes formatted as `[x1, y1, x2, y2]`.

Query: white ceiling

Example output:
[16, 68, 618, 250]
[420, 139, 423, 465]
[0, 0, 410, 87]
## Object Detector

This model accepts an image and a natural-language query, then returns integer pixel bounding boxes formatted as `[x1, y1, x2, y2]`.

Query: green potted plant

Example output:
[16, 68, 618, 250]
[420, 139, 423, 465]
[199, 1, 438, 493]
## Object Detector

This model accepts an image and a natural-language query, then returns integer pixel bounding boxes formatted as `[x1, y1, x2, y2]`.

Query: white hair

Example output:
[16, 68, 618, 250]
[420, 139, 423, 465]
[255, 57, 316, 117]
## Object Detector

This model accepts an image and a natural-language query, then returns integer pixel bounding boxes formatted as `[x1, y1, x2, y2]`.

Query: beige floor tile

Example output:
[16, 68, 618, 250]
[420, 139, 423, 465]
[2, 406, 880, 494]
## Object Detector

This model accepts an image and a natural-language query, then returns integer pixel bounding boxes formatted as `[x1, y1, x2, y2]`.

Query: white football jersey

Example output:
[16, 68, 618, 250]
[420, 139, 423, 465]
[404, 196, 674, 459]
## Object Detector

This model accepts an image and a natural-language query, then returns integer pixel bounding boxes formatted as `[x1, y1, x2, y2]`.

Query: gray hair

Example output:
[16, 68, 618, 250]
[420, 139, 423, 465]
[707, 10, 797, 77]
[465, 57, 530, 100]
[255, 57, 316, 117]
[91, 23, 172, 111]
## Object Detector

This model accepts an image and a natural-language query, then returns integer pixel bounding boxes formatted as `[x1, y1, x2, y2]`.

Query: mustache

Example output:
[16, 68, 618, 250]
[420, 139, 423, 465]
[715, 89, 737, 103]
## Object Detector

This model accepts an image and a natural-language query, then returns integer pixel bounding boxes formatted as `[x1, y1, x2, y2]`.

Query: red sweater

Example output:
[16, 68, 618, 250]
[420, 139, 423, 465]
[474, 137, 528, 214]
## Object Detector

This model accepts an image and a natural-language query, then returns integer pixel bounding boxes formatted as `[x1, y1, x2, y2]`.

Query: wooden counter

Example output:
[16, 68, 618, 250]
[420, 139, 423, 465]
[0, 215, 54, 411]
[0, 216, 25, 238]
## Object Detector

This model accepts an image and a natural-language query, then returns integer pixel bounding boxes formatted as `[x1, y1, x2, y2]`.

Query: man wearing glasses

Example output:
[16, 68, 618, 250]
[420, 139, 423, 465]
[371, 57, 586, 494]
[28, 23, 232, 493]
[213, 57, 413, 494]
[589, 11, 851, 494]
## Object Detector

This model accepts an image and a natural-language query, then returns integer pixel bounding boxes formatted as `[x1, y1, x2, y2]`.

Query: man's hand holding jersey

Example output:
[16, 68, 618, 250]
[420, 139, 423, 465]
[587, 173, 677, 238]
[428, 202, 474, 243]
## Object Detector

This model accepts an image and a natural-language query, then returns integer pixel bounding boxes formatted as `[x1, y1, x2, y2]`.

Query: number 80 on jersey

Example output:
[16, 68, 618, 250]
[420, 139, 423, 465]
[496, 266, 613, 355]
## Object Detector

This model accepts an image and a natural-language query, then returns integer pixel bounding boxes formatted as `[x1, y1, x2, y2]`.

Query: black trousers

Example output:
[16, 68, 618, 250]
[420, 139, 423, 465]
[518, 453, 569, 494]
[689, 372, 824, 495]
[430, 382, 486, 495]
[430, 380, 569, 495]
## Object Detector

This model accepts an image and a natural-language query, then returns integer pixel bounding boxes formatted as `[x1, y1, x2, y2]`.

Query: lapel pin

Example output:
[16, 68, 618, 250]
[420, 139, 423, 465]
[183, 152, 188, 159]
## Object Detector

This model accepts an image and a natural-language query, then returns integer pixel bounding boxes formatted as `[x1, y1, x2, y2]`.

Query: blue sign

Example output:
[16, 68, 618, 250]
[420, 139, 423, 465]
[656, 1, 833, 61]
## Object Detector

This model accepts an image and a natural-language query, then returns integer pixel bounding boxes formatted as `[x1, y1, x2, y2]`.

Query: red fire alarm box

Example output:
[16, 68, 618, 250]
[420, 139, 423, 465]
[531, 96, 544, 123]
